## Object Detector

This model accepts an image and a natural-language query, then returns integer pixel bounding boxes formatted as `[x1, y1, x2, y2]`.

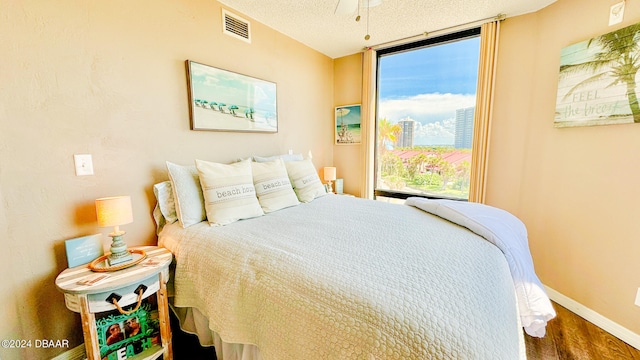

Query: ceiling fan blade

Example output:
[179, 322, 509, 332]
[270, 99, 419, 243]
[334, 0, 358, 15]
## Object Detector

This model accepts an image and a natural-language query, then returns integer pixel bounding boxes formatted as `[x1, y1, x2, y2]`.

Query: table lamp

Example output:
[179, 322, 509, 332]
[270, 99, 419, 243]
[96, 195, 133, 266]
[323, 167, 337, 193]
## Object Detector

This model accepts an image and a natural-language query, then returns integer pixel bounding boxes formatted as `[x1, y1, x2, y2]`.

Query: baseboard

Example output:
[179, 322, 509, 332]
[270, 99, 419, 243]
[545, 285, 640, 350]
[50, 344, 86, 360]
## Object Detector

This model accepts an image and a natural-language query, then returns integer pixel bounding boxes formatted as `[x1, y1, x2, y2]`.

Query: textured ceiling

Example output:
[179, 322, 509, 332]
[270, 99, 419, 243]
[217, 0, 557, 59]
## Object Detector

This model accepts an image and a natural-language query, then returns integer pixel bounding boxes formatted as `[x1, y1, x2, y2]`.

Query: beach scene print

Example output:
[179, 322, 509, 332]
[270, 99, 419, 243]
[335, 104, 361, 144]
[555, 22, 640, 127]
[187, 61, 277, 132]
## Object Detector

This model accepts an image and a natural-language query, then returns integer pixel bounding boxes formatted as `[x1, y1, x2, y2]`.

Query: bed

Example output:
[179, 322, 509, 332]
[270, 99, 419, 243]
[153, 156, 555, 360]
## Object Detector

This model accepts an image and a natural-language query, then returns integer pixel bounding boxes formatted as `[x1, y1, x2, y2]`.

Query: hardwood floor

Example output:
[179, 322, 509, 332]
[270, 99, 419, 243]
[170, 300, 640, 359]
[525, 301, 640, 359]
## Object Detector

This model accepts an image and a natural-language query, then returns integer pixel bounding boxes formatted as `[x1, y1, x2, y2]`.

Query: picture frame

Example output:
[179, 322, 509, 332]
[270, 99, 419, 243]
[96, 298, 161, 359]
[65, 234, 104, 268]
[186, 60, 278, 133]
[335, 104, 361, 144]
[334, 178, 344, 194]
[554, 21, 640, 127]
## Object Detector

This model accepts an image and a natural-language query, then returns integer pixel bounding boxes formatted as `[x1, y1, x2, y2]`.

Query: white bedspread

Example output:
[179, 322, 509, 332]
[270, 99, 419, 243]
[405, 197, 556, 337]
[160, 195, 525, 359]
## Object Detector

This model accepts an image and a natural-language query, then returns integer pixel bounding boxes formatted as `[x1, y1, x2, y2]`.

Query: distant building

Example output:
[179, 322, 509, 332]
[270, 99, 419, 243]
[397, 118, 416, 148]
[455, 107, 475, 149]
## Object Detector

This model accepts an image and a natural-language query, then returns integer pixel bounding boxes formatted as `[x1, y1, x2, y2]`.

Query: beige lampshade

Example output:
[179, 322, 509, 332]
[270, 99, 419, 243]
[95, 196, 133, 228]
[323, 167, 337, 182]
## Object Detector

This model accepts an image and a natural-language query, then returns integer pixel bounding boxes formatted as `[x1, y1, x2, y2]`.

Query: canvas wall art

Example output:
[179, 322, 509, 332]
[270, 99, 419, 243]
[335, 104, 361, 144]
[186, 60, 278, 133]
[554, 21, 640, 127]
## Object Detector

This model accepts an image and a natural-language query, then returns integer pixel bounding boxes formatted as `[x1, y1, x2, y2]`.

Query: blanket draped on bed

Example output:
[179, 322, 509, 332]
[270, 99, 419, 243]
[161, 195, 526, 359]
[405, 197, 556, 337]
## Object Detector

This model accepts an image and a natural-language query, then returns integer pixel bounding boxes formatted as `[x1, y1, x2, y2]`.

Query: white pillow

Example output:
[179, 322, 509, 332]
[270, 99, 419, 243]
[284, 159, 327, 203]
[166, 162, 206, 228]
[251, 159, 300, 213]
[195, 159, 264, 226]
[153, 181, 178, 224]
[253, 153, 303, 163]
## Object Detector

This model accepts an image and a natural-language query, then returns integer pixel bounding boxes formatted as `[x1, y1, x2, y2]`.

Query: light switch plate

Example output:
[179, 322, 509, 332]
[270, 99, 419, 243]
[74, 154, 94, 176]
[609, 1, 625, 26]
[635, 288, 640, 307]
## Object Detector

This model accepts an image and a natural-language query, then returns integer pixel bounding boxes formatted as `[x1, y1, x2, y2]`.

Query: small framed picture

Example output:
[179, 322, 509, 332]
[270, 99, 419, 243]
[335, 104, 361, 145]
[65, 234, 104, 268]
[335, 178, 344, 194]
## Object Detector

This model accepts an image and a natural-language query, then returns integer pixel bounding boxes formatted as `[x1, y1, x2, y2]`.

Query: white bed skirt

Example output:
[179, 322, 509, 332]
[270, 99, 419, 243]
[171, 306, 527, 360]
[172, 305, 263, 360]
[171, 304, 526, 360]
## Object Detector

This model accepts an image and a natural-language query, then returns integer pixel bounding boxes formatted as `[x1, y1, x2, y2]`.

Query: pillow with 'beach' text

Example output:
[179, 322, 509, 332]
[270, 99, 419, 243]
[195, 158, 264, 226]
[251, 158, 299, 213]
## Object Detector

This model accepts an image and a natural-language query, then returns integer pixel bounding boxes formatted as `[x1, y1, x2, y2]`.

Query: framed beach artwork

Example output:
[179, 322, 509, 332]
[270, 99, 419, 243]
[554, 21, 640, 128]
[186, 60, 278, 133]
[335, 104, 361, 144]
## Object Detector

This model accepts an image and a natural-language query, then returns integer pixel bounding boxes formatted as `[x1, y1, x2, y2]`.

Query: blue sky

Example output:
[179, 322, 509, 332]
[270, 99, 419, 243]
[378, 36, 480, 145]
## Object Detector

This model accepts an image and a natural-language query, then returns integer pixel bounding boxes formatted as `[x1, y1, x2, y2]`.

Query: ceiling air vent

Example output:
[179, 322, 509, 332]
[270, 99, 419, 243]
[222, 9, 251, 43]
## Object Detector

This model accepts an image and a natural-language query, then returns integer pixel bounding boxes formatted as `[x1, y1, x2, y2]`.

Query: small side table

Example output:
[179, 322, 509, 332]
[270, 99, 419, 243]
[56, 246, 173, 360]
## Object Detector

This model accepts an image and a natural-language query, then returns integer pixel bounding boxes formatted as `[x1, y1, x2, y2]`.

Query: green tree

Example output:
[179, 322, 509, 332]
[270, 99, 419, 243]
[381, 151, 404, 177]
[424, 154, 443, 186]
[455, 160, 471, 191]
[559, 23, 640, 122]
[439, 160, 454, 191]
[407, 153, 428, 181]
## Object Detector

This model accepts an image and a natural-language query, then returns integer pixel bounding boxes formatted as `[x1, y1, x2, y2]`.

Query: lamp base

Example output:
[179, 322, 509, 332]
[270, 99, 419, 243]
[107, 233, 133, 266]
[326, 180, 334, 193]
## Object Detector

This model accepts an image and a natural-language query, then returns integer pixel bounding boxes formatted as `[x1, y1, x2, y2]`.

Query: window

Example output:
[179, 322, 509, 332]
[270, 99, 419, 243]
[374, 28, 481, 202]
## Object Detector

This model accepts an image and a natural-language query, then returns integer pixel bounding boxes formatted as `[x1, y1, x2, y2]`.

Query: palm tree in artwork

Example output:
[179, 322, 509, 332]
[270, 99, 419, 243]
[559, 23, 640, 122]
[228, 105, 239, 116]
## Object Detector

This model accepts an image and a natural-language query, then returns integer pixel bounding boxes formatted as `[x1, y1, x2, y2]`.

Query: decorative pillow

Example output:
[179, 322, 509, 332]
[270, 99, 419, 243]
[152, 181, 178, 224]
[195, 159, 264, 226]
[284, 159, 327, 203]
[166, 161, 206, 228]
[251, 159, 300, 213]
[253, 153, 303, 163]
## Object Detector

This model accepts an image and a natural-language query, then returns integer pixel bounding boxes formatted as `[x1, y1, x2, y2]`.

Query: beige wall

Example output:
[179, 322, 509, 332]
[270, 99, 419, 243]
[333, 54, 363, 196]
[0, 1, 333, 358]
[489, 0, 640, 334]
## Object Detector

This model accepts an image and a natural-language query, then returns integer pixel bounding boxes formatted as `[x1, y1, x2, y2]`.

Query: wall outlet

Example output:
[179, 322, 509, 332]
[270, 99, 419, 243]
[634, 288, 640, 307]
[74, 154, 94, 176]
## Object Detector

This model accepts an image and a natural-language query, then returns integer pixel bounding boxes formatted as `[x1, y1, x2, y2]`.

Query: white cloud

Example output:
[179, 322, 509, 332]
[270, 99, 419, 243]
[413, 118, 455, 145]
[379, 93, 476, 124]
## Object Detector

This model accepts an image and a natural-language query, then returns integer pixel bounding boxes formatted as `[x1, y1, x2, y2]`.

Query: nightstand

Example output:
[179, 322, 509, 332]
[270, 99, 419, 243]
[55, 246, 173, 360]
